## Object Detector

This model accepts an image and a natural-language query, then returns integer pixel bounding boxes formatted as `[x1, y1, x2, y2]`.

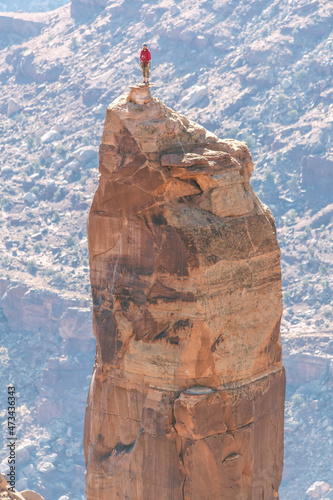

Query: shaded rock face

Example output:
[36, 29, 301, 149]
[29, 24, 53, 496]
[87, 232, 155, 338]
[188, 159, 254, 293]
[70, 0, 107, 18]
[0, 15, 45, 39]
[84, 85, 285, 500]
[301, 155, 333, 198]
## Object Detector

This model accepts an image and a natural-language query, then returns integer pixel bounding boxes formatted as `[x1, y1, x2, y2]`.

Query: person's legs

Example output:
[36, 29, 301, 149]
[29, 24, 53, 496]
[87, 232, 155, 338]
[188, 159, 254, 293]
[142, 64, 146, 83]
[146, 64, 150, 84]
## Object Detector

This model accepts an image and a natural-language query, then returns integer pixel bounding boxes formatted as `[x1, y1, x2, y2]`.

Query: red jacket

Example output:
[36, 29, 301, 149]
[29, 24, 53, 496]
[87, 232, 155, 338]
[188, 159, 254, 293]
[140, 48, 151, 64]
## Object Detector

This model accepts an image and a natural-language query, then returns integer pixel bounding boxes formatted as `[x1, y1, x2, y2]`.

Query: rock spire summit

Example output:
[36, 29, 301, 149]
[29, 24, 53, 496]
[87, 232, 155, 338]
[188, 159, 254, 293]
[84, 85, 285, 499]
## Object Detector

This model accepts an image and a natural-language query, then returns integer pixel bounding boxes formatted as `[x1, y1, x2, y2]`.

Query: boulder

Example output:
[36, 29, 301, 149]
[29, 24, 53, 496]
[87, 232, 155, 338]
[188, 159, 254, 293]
[306, 481, 330, 499]
[20, 491, 44, 500]
[7, 99, 21, 116]
[15, 51, 36, 80]
[0, 482, 44, 500]
[310, 203, 333, 229]
[1, 166, 14, 178]
[36, 63, 63, 83]
[181, 84, 208, 108]
[36, 462, 55, 473]
[0, 472, 8, 489]
[82, 86, 104, 106]
[16, 446, 31, 466]
[73, 146, 97, 165]
[41, 129, 62, 144]
[23, 192, 37, 204]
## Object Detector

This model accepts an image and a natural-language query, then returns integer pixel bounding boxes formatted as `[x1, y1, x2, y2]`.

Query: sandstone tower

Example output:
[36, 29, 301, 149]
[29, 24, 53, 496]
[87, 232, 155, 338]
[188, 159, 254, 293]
[84, 85, 285, 499]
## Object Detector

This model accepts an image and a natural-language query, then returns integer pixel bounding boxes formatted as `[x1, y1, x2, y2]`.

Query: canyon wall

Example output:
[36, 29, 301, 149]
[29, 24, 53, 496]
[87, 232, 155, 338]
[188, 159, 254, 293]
[70, 0, 107, 18]
[84, 85, 285, 500]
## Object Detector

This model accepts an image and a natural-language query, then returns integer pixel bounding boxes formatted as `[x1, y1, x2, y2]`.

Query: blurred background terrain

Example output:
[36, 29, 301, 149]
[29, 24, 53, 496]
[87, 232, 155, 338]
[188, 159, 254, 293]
[0, 0, 332, 499]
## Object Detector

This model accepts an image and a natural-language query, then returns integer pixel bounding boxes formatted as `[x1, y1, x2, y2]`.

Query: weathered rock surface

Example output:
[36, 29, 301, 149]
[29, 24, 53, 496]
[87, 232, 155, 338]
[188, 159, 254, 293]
[84, 85, 285, 499]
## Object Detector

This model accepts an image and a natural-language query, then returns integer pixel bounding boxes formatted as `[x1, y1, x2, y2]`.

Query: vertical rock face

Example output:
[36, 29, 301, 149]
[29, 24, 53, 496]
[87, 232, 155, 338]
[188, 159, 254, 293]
[84, 85, 285, 500]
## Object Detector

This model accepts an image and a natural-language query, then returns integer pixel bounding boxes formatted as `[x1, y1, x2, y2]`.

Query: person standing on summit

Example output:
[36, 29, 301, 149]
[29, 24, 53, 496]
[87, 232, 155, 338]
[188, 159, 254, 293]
[140, 43, 151, 85]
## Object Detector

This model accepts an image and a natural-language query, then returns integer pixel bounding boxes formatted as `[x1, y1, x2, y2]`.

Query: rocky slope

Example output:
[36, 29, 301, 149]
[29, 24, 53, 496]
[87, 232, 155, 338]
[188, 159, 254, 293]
[0, 283, 93, 499]
[0, 0, 331, 336]
[84, 84, 285, 499]
[0, 0, 331, 499]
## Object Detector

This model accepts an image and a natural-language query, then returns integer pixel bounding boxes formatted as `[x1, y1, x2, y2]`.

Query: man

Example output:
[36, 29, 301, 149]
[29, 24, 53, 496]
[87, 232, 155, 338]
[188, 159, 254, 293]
[140, 43, 151, 85]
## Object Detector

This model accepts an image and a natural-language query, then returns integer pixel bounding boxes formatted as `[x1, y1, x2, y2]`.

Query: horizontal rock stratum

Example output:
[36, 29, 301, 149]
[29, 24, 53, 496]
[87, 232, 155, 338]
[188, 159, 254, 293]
[84, 84, 285, 500]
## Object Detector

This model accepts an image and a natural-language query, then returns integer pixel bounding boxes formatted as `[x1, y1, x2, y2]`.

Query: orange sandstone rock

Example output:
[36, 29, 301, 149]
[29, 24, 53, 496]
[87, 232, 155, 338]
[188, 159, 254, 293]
[84, 84, 285, 500]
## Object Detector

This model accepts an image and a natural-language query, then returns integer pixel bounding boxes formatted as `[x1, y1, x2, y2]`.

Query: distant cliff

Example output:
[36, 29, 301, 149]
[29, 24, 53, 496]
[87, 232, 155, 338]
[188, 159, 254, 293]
[84, 85, 285, 499]
[70, 0, 107, 18]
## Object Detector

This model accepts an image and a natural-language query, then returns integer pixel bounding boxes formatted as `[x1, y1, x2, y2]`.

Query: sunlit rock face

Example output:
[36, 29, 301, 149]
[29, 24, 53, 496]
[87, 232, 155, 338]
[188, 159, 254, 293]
[84, 85, 285, 500]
